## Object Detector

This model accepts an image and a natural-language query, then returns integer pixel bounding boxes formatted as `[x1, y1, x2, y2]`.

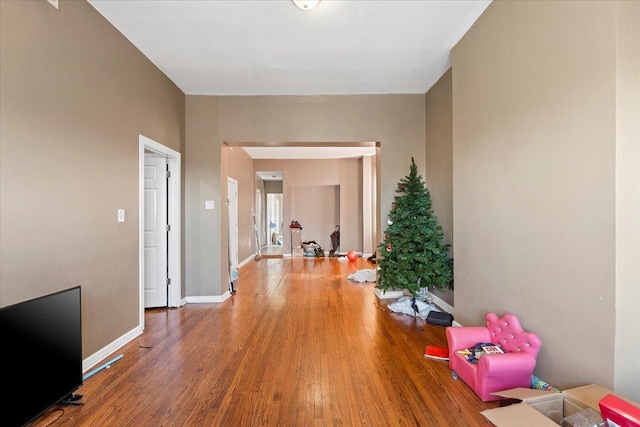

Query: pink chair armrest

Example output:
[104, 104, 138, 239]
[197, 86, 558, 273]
[477, 352, 537, 377]
[446, 326, 492, 355]
[473, 352, 538, 401]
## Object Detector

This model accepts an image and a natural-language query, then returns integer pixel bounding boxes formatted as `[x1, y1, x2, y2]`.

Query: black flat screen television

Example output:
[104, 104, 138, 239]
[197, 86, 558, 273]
[0, 286, 83, 427]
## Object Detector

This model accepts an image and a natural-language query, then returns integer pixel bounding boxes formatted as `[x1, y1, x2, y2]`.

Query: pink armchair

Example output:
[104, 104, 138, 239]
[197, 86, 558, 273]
[445, 312, 542, 402]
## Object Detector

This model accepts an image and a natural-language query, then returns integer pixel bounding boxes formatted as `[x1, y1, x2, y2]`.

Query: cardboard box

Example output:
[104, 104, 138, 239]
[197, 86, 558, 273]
[560, 407, 604, 427]
[481, 384, 616, 426]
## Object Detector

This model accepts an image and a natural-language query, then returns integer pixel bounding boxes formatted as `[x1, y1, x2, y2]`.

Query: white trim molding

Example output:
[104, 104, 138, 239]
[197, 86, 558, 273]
[185, 292, 232, 304]
[429, 292, 462, 326]
[83, 325, 142, 373]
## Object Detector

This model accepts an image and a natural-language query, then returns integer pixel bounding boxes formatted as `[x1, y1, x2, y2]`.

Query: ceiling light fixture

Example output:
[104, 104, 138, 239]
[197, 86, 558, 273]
[292, 0, 320, 11]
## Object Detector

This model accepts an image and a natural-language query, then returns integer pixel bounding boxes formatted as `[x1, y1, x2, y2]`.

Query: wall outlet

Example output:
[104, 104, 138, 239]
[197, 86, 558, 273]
[117, 209, 125, 223]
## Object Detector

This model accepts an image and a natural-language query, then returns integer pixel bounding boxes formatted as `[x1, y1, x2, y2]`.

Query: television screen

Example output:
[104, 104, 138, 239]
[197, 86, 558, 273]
[0, 286, 83, 427]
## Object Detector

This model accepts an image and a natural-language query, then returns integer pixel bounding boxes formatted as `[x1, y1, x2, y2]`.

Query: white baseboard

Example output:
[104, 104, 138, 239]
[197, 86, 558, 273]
[429, 292, 462, 326]
[430, 293, 454, 314]
[83, 325, 142, 373]
[185, 292, 231, 304]
[239, 255, 254, 268]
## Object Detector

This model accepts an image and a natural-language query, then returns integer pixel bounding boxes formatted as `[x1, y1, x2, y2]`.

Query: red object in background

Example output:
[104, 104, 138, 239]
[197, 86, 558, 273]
[346, 250, 358, 262]
[599, 394, 640, 427]
[424, 346, 449, 361]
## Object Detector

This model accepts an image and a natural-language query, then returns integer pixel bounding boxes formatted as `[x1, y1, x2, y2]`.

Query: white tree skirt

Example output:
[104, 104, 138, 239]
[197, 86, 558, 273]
[347, 269, 377, 283]
[387, 296, 439, 319]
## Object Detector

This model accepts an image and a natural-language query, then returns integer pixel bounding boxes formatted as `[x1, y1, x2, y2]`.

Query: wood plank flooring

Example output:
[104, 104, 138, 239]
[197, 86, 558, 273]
[260, 244, 284, 257]
[32, 257, 499, 426]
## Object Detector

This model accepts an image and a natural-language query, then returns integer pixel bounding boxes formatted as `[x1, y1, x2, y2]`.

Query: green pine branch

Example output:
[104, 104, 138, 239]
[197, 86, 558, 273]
[376, 157, 453, 296]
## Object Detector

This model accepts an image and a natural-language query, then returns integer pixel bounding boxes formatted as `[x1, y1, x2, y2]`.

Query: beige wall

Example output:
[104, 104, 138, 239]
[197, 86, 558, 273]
[185, 97, 224, 297]
[185, 95, 425, 295]
[339, 158, 364, 254]
[362, 156, 377, 255]
[291, 185, 340, 251]
[452, 0, 634, 396]
[614, 0, 640, 401]
[264, 181, 283, 193]
[425, 69, 454, 306]
[0, 1, 185, 358]
[217, 96, 424, 225]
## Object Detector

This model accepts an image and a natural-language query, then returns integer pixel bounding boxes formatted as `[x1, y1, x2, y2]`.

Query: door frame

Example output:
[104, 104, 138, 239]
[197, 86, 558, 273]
[139, 135, 182, 329]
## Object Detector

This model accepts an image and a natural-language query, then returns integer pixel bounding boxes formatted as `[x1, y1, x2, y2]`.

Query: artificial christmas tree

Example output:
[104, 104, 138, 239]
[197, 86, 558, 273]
[376, 157, 453, 301]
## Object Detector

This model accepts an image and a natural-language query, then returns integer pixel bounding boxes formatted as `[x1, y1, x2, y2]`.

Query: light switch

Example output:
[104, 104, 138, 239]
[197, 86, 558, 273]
[205, 200, 215, 210]
[117, 209, 125, 222]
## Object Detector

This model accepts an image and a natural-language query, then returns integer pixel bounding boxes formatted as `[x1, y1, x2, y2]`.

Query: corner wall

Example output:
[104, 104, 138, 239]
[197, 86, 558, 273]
[614, 0, 640, 401]
[185, 96, 224, 297]
[452, 1, 617, 391]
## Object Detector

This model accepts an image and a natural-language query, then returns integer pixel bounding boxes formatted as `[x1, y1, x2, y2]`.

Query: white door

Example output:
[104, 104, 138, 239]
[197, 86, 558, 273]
[228, 178, 239, 272]
[144, 155, 168, 308]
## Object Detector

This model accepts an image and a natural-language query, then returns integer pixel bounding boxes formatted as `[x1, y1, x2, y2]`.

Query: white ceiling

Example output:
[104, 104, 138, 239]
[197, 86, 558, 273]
[87, 0, 491, 96]
[88, 0, 489, 160]
[256, 171, 284, 181]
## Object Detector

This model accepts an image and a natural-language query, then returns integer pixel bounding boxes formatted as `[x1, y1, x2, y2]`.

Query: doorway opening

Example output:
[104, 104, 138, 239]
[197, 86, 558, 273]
[267, 193, 283, 246]
[138, 135, 182, 330]
[256, 171, 284, 257]
[228, 141, 379, 260]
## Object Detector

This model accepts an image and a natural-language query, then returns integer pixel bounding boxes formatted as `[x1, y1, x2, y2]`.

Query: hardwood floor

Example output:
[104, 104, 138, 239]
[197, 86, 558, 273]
[33, 257, 499, 426]
[260, 244, 284, 258]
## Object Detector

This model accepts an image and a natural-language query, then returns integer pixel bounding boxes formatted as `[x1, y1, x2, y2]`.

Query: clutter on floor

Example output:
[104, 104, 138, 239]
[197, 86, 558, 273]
[481, 384, 637, 427]
[531, 375, 561, 393]
[424, 345, 449, 361]
[387, 296, 438, 319]
[426, 310, 454, 326]
[347, 268, 377, 283]
[329, 225, 340, 256]
[301, 241, 324, 257]
[346, 250, 359, 262]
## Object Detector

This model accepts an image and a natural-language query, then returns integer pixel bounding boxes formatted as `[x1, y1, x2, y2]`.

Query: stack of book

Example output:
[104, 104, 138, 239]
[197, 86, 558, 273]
[424, 345, 449, 361]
